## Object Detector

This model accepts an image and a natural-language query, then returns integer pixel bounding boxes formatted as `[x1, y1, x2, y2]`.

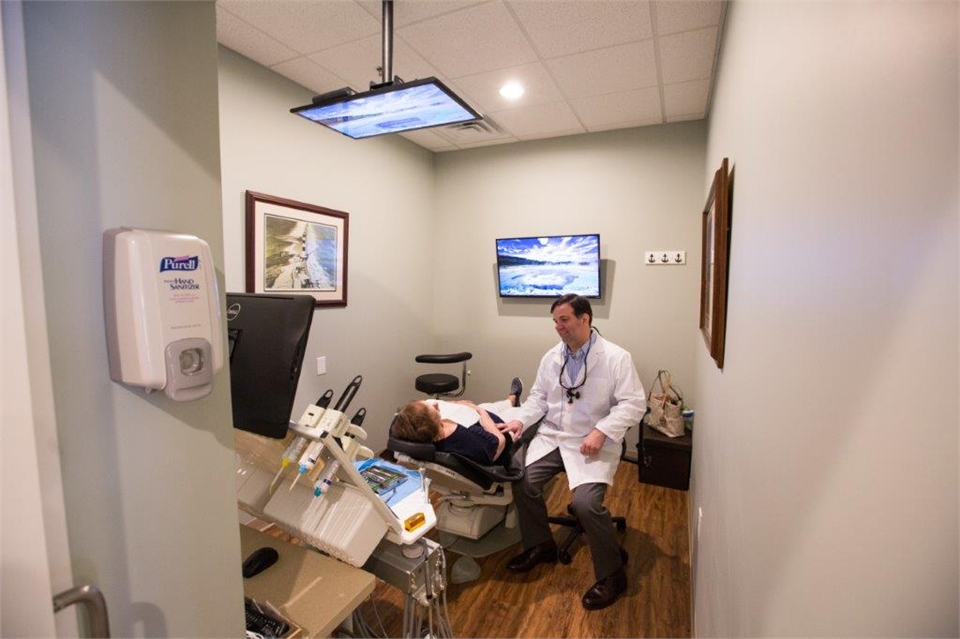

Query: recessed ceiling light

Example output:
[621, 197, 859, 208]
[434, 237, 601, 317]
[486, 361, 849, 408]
[499, 82, 524, 100]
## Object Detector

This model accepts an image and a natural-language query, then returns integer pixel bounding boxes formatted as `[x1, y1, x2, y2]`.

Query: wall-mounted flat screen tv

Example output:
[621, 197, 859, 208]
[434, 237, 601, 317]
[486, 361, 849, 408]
[290, 77, 481, 139]
[496, 234, 601, 298]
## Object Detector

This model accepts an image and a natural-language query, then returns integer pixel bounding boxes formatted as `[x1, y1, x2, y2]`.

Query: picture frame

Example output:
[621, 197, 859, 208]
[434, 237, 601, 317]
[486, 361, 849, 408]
[699, 158, 730, 368]
[245, 191, 349, 307]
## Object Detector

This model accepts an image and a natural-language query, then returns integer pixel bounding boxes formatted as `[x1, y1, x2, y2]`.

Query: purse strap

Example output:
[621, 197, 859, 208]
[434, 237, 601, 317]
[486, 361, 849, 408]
[651, 369, 683, 404]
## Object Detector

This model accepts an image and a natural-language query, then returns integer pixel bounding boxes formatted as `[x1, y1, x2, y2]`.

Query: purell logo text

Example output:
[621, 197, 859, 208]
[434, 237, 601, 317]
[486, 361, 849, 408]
[159, 255, 199, 272]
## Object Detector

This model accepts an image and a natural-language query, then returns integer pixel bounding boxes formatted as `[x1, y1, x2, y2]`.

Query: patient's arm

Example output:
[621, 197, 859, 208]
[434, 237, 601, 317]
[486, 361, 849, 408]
[476, 408, 506, 460]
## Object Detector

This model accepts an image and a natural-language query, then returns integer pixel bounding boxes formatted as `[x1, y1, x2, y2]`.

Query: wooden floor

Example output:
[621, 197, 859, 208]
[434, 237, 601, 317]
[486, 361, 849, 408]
[352, 459, 691, 638]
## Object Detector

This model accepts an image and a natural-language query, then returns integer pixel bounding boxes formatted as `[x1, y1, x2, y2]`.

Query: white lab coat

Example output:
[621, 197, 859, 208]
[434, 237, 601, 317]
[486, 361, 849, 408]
[512, 335, 646, 489]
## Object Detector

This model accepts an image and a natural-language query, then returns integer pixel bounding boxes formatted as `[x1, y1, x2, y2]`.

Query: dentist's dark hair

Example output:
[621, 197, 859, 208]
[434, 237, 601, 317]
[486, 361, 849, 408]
[551, 293, 593, 326]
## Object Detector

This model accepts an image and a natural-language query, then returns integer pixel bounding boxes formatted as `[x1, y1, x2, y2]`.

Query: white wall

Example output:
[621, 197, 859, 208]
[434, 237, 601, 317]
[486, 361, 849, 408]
[432, 124, 707, 454]
[692, 1, 959, 635]
[218, 47, 438, 453]
[22, 2, 244, 636]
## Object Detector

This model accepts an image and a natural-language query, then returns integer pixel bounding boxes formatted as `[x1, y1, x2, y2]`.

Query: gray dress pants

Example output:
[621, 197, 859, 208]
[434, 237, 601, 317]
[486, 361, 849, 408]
[512, 446, 623, 581]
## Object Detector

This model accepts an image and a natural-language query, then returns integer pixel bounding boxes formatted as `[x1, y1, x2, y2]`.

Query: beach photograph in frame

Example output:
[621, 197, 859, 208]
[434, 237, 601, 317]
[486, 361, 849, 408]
[245, 191, 348, 306]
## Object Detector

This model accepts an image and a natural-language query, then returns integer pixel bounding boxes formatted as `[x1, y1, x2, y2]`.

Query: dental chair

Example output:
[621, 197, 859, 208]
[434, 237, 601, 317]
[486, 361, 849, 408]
[387, 429, 522, 583]
[414, 352, 472, 398]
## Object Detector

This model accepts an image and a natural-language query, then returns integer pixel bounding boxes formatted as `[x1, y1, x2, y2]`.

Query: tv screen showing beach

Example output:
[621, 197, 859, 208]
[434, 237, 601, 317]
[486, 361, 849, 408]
[496, 234, 601, 298]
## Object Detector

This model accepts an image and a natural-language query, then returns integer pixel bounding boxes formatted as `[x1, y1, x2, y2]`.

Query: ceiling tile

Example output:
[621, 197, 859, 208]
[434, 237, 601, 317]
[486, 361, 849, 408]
[665, 111, 703, 124]
[655, 0, 724, 35]
[663, 78, 710, 119]
[308, 35, 441, 92]
[399, 127, 460, 152]
[493, 101, 585, 140]
[545, 40, 657, 99]
[214, 0, 724, 152]
[216, 6, 300, 66]
[659, 25, 718, 84]
[271, 57, 350, 96]
[570, 86, 662, 129]
[398, 2, 539, 78]
[508, 0, 653, 59]
[357, 0, 489, 27]
[458, 136, 522, 150]
[219, 0, 380, 55]
[454, 62, 565, 115]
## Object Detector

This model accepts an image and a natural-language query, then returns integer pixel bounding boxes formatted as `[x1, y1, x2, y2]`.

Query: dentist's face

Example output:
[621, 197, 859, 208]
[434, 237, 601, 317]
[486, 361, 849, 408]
[552, 303, 591, 349]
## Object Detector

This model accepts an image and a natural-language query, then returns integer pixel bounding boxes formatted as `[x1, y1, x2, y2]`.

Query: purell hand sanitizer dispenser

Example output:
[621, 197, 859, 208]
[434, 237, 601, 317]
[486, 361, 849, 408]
[103, 228, 223, 401]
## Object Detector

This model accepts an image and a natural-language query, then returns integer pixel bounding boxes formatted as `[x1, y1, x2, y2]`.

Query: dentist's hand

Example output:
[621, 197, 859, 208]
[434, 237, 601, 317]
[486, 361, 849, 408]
[499, 420, 523, 437]
[580, 429, 607, 456]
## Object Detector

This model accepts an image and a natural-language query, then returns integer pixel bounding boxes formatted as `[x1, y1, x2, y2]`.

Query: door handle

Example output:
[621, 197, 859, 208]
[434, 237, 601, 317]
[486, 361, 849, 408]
[53, 584, 110, 638]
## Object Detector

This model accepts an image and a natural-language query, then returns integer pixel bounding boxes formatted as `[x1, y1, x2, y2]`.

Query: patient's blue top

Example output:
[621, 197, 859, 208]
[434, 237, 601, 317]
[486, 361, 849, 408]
[435, 423, 500, 465]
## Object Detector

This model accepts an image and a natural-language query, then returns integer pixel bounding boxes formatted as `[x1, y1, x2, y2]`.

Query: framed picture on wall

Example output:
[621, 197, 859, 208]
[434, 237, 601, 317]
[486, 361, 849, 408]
[699, 158, 730, 368]
[245, 191, 349, 307]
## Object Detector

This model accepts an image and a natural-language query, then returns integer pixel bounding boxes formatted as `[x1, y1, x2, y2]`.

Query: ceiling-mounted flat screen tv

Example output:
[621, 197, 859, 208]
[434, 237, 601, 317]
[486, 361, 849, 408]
[290, 77, 481, 139]
[496, 234, 601, 299]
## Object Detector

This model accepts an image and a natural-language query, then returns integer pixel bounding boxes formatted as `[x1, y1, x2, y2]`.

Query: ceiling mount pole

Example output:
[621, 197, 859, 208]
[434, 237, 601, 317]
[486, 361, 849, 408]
[381, 0, 394, 85]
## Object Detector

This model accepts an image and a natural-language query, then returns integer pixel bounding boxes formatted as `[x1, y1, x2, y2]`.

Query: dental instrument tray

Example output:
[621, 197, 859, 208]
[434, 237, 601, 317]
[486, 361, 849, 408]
[360, 464, 408, 495]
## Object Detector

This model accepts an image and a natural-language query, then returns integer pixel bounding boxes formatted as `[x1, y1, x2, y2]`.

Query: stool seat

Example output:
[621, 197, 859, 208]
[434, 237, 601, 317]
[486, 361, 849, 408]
[416, 373, 460, 395]
[414, 351, 472, 398]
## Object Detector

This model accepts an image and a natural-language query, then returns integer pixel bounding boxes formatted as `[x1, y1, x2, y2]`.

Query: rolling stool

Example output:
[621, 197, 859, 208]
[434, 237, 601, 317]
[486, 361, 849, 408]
[414, 352, 472, 398]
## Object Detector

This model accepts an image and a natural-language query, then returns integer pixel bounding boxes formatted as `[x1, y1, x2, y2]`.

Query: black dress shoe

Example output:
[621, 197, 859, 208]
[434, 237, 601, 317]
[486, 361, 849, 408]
[506, 541, 557, 573]
[510, 377, 523, 406]
[581, 567, 628, 610]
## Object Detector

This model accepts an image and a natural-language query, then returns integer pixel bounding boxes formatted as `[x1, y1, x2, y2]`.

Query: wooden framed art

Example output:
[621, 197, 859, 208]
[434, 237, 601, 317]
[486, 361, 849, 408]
[245, 191, 349, 307]
[699, 158, 730, 368]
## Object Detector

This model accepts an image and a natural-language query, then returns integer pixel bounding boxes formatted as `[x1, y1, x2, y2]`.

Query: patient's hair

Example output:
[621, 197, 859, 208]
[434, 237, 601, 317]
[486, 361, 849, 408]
[392, 401, 442, 443]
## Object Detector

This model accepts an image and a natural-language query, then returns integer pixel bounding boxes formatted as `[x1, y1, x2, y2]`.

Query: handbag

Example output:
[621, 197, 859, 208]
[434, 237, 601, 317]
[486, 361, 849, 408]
[646, 370, 686, 437]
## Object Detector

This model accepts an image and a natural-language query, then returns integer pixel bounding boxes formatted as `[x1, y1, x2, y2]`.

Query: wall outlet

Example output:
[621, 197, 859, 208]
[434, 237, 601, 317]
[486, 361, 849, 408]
[316, 356, 326, 375]
[645, 250, 686, 265]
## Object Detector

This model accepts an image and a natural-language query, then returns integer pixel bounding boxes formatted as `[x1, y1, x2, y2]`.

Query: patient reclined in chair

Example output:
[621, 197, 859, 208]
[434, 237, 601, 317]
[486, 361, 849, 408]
[392, 397, 520, 466]
[388, 403, 524, 583]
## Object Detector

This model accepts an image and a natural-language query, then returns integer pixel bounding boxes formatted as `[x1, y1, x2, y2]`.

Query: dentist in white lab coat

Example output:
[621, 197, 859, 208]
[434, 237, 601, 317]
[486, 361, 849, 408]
[501, 293, 646, 611]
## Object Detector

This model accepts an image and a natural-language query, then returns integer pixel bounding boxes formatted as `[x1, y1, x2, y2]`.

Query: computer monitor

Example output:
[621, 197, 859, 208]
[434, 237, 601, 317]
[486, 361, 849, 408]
[226, 292, 314, 439]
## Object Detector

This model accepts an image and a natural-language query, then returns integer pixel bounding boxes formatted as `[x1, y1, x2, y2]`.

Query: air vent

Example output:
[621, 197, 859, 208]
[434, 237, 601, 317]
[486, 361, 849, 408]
[445, 118, 500, 135]
[439, 116, 513, 146]
[447, 120, 499, 135]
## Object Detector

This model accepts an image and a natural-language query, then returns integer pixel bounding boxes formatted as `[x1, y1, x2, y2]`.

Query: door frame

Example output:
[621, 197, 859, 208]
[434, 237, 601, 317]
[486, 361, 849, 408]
[1, 2, 78, 636]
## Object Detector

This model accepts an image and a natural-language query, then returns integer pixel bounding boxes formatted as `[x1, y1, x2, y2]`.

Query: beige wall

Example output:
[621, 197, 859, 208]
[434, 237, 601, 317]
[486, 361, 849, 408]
[22, 1, 244, 636]
[218, 48, 706, 454]
[692, 1, 959, 635]
[218, 47, 439, 452]
[217, 3, 959, 635]
[432, 124, 707, 454]
[222, 54, 709, 456]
